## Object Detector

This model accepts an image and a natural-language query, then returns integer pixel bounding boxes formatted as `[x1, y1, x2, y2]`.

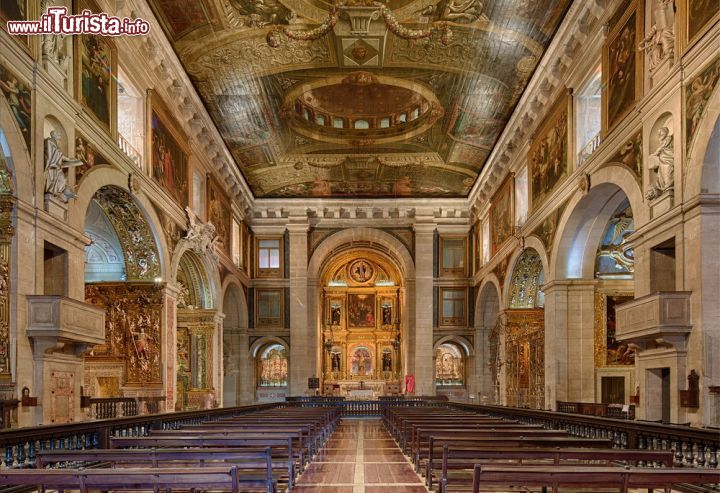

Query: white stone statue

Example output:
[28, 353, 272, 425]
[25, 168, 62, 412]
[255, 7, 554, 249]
[44, 131, 82, 202]
[184, 206, 220, 262]
[646, 126, 674, 200]
[40, 1, 68, 67]
[639, 0, 674, 72]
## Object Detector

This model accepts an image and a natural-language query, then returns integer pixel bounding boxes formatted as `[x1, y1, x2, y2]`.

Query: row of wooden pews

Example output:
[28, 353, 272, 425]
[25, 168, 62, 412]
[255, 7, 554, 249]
[383, 406, 720, 493]
[0, 405, 339, 493]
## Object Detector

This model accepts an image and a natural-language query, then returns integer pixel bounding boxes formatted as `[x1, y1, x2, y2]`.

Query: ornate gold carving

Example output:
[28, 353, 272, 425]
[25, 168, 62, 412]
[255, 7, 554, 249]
[85, 282, 164, 386]
[348, 259, 374, 284]
[93, 186, 161, 280]
[0, 147, 14, 384]
[504, 309, 544, 409]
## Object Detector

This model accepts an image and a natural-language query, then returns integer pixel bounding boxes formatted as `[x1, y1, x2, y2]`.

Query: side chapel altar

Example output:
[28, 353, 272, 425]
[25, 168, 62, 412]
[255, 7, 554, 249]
[320, 254, 403, 398]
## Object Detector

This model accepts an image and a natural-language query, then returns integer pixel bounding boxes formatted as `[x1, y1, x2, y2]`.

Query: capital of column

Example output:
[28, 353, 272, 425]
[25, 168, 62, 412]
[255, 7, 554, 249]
[413, 222, 437, 235]
[286, 222, 310, 235]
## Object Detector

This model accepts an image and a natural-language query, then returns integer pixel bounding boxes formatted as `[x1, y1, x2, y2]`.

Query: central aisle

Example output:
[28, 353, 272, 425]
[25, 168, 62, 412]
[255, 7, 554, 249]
[295, 418, 428, 493]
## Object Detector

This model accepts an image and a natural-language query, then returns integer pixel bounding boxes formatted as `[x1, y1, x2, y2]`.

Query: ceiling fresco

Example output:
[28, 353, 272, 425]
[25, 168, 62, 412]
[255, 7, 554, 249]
[148, 0, 572, 198]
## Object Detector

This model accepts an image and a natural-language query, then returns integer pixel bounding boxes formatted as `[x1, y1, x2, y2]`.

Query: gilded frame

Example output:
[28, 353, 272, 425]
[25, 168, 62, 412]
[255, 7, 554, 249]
[677, 0, 720, 54]
[602, 0, 644, 136]
[489, 173, 515, 257]
[74, 0, 117, 135]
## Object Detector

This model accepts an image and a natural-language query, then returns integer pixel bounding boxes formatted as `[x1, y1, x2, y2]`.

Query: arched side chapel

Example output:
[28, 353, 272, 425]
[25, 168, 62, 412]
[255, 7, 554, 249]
[0, 0, 716, 431]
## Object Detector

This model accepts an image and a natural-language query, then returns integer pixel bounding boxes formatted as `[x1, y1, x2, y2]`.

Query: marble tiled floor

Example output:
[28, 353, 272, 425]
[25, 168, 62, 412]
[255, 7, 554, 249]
[295, 418, 427, 493]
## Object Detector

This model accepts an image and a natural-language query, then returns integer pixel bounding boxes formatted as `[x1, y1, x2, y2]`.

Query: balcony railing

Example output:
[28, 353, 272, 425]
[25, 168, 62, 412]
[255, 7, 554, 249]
[578, 132, 601, 165]
[81, 396, 167, 420]
[616, 291, 692, 347]
[117, 134, 143, 170]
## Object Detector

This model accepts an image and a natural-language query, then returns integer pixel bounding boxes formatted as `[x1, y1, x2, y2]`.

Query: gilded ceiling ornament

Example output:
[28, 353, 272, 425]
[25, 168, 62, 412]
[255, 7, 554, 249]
[265, 2, 452, 48]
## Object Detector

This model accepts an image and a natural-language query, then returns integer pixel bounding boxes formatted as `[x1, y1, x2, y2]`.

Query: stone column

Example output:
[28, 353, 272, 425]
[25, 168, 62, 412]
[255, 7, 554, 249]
[287, 221, 312, 396]
[413, 221, 436, 396]
[542, 280, 597, 407]
[542, 281, 569, 407]
[475, 325, 494, 402]
[162, 285, 178, 412]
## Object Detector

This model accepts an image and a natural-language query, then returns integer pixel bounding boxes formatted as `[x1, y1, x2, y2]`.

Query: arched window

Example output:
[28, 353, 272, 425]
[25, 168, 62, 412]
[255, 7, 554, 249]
[354, 119, 370, 129]
[435, 343, 465, 387]
[258, 344, 288, 387]
[379, 117, 391, 128]
[333, 117, 345, 129]
[315, 114, 326, 126]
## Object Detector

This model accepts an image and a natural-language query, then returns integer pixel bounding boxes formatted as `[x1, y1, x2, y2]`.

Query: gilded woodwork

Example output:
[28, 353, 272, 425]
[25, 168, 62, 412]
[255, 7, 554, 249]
[321, 251, 402, 386]
[84, 282, 164, 387]
[504, 309, 544, 409]
[594, 291, 635, 368]
[0, 150, 13, 387]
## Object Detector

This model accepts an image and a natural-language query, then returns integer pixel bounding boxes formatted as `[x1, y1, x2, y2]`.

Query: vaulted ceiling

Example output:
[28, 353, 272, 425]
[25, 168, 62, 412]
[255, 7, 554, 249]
[148, 0, 571, 198]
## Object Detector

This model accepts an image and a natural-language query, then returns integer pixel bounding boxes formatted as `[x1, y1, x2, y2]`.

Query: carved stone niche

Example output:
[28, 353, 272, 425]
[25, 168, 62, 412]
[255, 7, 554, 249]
[615, 291, 691, 351]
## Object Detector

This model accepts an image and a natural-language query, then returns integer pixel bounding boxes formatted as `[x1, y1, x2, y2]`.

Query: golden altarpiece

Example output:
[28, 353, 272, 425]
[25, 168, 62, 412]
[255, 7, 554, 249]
[320, 252, 402, 398]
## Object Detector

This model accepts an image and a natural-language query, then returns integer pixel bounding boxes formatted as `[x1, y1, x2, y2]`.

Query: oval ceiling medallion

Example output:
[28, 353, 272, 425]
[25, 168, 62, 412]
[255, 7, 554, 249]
[284, 71, 444, 146]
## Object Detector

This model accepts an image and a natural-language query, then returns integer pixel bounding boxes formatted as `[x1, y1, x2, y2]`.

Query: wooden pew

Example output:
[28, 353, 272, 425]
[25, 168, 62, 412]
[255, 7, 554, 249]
[472, 465, 720, 493]
[431, 447, 674, 492]
[111, 435, 297, 488]
[0, 466, 266, 493]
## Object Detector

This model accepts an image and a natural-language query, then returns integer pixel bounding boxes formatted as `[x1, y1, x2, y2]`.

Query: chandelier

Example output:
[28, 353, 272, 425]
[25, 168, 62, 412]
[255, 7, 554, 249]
[266, 1, 452, 48]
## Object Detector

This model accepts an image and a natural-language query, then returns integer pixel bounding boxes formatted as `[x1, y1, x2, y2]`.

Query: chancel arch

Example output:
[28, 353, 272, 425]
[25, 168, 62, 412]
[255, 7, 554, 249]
[319, 248, 405, 398]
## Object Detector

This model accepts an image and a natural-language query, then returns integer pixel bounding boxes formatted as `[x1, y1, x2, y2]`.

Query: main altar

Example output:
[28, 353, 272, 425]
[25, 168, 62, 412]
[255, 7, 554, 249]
[320, 252, 403, 398]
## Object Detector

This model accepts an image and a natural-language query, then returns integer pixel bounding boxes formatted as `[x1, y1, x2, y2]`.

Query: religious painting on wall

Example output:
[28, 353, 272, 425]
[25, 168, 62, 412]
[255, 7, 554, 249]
[529, 94, 568, 212]
[595, 293, 635, 367]
[350, 346, 372, 377]
[0, 62, 31, 152]
[685, 55, 720, 154]
[258, 344, 287, 387]
[74, 133, 110, 183]
[150, 93, 190, 207]
[435, 343, 464, 387]
[1, 0, 30, 49]
[684, 0, 720, 48]
[603, 1, 642, 134]
[75, 0, 116, 131]
[348, 293, 375, 328]
[206, 174, 232, 255]
[490, 174, 514, 256]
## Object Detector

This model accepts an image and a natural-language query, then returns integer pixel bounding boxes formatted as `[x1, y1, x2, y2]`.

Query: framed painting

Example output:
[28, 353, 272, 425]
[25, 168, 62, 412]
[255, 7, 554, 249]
[679, 0, 720, 52]
[529, 93, 569, 212]
[74, 0, 117, 133]
[149, 91, 190, 207]
[603, 0, 643, 135]
[0, 62, 32, 152]
[685, 56, 720, 155]
[206, 173, 232, 256]
[75, 132, 110, 183]
[347, 293, 376, 328]
[490, 174, 514, 256]
[1, 0, 31, 51]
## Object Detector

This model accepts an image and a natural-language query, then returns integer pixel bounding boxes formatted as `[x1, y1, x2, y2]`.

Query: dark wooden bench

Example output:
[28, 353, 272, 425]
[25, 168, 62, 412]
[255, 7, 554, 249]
[111, 435, 297, 488]
[430, 447, 674, 492]
[472, 465, 720, 493]
[0, 466, 264, 493]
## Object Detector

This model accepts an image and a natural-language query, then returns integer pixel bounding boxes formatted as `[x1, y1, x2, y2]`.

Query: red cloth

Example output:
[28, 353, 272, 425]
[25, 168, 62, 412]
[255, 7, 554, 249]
[405, 374, 415, 394]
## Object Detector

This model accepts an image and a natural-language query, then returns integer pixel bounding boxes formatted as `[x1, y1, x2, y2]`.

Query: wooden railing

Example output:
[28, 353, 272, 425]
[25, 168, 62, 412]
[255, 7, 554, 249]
[287, 397, 448, 416]
[450, 402, 720, 470]
[557, 401, 636, 420]
[81, 396, 167, 419]
[0, 402, 278, 469]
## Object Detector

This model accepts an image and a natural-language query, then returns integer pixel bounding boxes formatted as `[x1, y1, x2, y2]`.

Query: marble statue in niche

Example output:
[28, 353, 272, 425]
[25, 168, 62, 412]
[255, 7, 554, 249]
[638, 0, 674, 73]
[646, 126, 674, 199]
[44, 131, 83, 202]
